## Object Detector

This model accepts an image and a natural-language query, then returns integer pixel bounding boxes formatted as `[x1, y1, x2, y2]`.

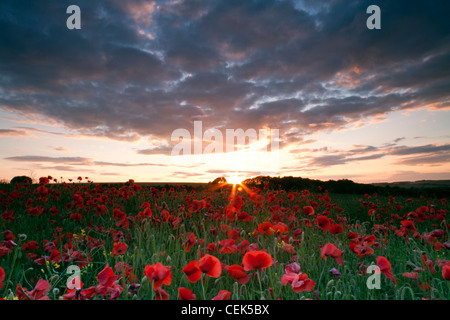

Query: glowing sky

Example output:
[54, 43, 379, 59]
[1, 0, 449, 183]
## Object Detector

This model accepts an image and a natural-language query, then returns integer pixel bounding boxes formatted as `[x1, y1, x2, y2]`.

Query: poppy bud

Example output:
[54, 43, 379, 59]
[19, 234, 27, 241]
[166, 255, 172, 264]
[233, 281, 239, 295]
[49, 274, 59, 284]
[52, 288, 60, 296]
[326, 280, 334, 289]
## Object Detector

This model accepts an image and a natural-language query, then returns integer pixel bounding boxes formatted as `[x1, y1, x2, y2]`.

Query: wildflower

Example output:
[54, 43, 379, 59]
[199, 254, 222, 278]
[321, 243, 344, 265]
[143, 263, 172, 290]
[178, 287, 196, 300]
[225, 265, 250, 284]
[376, 256, 397, 284]
[242, 250, 273, 271]
[182, 260, 202, 283]
[111, 242, 128, 256]
[212, 290, 231, 300]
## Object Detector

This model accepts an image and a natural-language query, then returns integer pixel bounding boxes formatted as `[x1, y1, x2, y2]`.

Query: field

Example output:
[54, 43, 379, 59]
[0, 178, 449, 301]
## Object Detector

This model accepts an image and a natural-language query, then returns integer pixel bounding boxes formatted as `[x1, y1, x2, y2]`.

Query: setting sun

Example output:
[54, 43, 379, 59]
[226, 174, 245, 185]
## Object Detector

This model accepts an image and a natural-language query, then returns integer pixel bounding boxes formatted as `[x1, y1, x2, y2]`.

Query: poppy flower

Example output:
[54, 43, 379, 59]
[111, 242, 128, 256]
[199, 254, 222, 278]
[182, 260, 202, 283]
[143, 263, 172, 290]
[329, 224, 344, 235]
[16, 279, 51, 300]
[178, 287, 196, 300]
[349, 243, 374, 258]
[182, 232, 196, 252]
[237, 239, 250, 254]
[218, 239, 237, 254]
[212, 290, 231, 300]
[303, 206, 315, 215]
[258, 221, 274, 235]
[329, 267, 342, 278]
[315, 215, 331, 231]
[242, 250, 273, 271]
[421, 255, 437, 274]
[272, 222, 289, 234]
[442, 262, 450, 281]
[321, 243, 344, 265]
[402, 272, 419, 280]
[225, 265, 250, 284]
[376, 256, 397, 284]
[22, 241, 39, 251]
[281, 273, 316, 293]
[0, 266, 4, 290]
[97, 265, 118, 288]
[154, 287, 170, 300]
[285, 262, 301, 274]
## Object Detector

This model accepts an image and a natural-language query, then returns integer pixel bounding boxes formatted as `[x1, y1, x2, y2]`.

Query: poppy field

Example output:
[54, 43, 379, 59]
[0, 177, 449, 301]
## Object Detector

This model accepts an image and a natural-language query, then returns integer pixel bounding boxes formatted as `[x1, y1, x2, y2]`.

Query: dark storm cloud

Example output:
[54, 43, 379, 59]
[0, 0, 449, 146]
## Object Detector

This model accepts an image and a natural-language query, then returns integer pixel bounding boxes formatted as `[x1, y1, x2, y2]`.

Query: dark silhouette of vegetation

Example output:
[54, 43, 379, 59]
[209, 177, 228, 184]
[10, 176, 32, 186]
[240, 175, 450, 198]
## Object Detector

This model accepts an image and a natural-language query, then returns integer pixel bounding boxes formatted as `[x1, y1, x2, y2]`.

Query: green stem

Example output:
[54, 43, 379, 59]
[2, 246, 19, 297]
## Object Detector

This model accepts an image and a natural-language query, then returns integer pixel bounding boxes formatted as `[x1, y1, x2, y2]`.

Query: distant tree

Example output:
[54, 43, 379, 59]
[10, 176, 32, 186]
[210, 177, 228, 184]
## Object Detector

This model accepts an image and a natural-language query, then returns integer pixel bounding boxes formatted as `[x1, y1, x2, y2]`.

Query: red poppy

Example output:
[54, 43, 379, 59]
[218, 239, 237, 254]
[349, 243, 374, 258]
[442, 262, 450, 280]
[212, 290, 231, 300]
[321, 243, 344, 265]
[225, 265, 250, 284]
[303, 206, 315, 215]
[22, 241, 39, 251]
[111, 242, 128, 256]
[258, 221, 274, 235]
[376, 256, 397, 284]
[315, 215, 331, 231]
[182, 232, 196, 252]
[272, 222, 289, 234]
[285, 262, 301, 274]
[178, 287, 196, 300]
[1, 230, 14, 241]
[422, 254, 437, 274]
[281, 272, 316, 293]
[242, 250, 273, 271]
[1, 210, 14, 222]
[182, 260, 202, 283]
[143, 262, 172, 290]
[154, 287, 170, 300]
[97, 265, 118, 288]
[199, 254, 222, 278]
[329, 224, 344, 235]
[16, 279, 51, 300]
[0, 266, 4, 290]
[402, 272, 419, 280]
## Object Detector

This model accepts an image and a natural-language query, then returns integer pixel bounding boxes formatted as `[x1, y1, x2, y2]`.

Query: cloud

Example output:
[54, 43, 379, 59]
[136, 145, 174, 155]
[4, 155, 169, 167]
[0, 128, 29, 137]
[0, 0, 448, 151]
[389, 144, 450, 156]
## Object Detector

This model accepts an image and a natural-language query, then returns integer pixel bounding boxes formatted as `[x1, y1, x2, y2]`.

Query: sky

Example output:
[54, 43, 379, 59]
[0, 0, 449, 184]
